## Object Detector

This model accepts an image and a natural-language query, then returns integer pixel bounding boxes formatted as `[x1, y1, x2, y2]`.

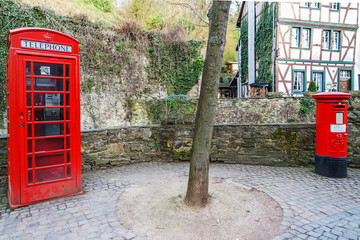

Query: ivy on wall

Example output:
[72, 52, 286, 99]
[146, 37, 204, 95]
[0, 0, 72, 128]
[255, 2, 274, 86]
[0, 0, 205, 128]
[240, 2, 274, 87]
[240, 18, 248, 83]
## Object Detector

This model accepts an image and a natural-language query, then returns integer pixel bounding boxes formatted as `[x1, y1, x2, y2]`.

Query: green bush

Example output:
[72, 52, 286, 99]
[146, 37, 205, 95]
[299, 97, 316, 116]
[308, 81, 317, 92]
[145, 15, 164, 30]
[84, 0, 112, 13]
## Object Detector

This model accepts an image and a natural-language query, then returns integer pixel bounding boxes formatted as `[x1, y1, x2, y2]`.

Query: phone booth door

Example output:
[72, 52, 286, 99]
[20, 55, 78, 204]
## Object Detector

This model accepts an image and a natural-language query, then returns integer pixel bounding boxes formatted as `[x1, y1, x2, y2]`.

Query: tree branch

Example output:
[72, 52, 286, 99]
[164, 1, 210, 25]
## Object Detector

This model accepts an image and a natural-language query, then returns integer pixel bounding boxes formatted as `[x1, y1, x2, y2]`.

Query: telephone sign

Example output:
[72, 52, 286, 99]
[7, 28, 82, 208]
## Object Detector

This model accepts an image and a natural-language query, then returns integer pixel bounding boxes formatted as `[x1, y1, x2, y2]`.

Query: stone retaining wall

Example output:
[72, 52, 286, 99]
[78, 124, 317, 170]
[1, 108, 360, 187]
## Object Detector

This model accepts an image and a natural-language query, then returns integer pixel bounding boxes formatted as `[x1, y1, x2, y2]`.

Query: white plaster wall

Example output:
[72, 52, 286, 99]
[279, 2, 298, 19]
[302, 50, 311, 60]
[355, 8, 360, 90]
[313, 29, 321, 45]
[343, 3, 358, 25]
[331, 52, 340, 61]
[293, 65, 305, 70]
[278, 82, 287, 93]
[311, 8, 320, 22]
[343, 49, 354, 62]
[325, 70, 333, 91]
[312, 47, 321, 60]
[291, 49, 300, 59]
[284, 27, 290, 42]
[300, 8, 310, 21]
[306, 65, 311, 85]
[312, 66, 324, 71]
[322, 51, 330, 61]
[278, 25, 290, 59]
[278, 64, 288, 77]
[321, 7, 329, 22]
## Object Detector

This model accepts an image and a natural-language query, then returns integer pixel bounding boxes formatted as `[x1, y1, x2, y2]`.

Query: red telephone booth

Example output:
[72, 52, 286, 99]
[312, 92, 351, 178]
[6, 28, 82, 208]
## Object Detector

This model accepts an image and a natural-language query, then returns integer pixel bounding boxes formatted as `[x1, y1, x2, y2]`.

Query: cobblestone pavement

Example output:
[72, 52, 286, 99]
[0, 162, 359, 240]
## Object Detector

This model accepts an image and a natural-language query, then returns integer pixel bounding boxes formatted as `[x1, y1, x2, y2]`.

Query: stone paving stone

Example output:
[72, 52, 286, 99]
[133, 237, 147, 240]
[124, 232, 137, 239]
[0, 163, 359, 240]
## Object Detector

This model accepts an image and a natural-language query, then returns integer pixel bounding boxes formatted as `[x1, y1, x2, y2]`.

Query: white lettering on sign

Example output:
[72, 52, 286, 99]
[21, 40, 72, 52]
[330, 124, 346, 133]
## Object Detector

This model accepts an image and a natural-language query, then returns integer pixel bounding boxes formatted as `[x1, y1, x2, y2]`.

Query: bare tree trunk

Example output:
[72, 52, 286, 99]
[185, 0, 231, 207]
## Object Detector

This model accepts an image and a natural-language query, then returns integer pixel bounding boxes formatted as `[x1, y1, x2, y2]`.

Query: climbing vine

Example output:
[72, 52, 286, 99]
[240, 18, 248, 83]
[255, 2, 274, 86]
[0, 0, 73, 128]
[240, 3, 275, 87]
[0, 0, 205, 128]
[145, 99, 197, 124]
[146, 36, 205, 95]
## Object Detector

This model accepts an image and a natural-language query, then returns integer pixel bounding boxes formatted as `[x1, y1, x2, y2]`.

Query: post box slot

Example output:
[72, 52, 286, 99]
[333, 105, 345, 108]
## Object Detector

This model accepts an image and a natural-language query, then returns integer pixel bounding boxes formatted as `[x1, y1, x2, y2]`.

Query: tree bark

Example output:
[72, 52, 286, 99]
[185, 0, 231, 207]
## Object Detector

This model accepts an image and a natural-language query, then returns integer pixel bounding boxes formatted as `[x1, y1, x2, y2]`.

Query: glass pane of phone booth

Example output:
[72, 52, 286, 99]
[26, 61, 71, 184]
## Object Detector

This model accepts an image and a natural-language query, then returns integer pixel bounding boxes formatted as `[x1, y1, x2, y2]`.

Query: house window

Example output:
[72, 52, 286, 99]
[312, 72, 324, 92]
[293, 71, 305, 92]
[300, 2, 309, 7]
[322, 30, 331, 49]
[322, 30, 340, 50]
[291, 28, 300, 47]
[310, 2, 319, 8]
[301, 2, 319, 8]
[292, 27, 311, 48]
[332, 31, 340, 50]
[302, 28, 311, 48]
[340, 70, 351, 78]
[330, 3, 339, 11]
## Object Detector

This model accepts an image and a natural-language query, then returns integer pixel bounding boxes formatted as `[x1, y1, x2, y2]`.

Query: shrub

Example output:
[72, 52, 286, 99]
[308, 81, 317, 92]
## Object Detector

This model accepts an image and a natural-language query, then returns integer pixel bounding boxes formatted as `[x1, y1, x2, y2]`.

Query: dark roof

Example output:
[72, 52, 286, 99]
[236, 2, 246, 28]
[229, 70, 240, 86]
[250, 83, 269, 87]
[219, 82, 229, 88]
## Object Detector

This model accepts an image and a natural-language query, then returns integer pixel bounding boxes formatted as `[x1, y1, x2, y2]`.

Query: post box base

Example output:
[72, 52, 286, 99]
[315, 155, 347, 178]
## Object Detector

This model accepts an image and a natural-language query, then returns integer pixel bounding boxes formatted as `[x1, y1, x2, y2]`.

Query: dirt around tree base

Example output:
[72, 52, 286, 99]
[116, 177, 283, 240]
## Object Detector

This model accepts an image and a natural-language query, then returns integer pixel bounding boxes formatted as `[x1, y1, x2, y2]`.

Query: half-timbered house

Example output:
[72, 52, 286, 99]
[276, 2, 359, 95]
[235, 2, 359, 97]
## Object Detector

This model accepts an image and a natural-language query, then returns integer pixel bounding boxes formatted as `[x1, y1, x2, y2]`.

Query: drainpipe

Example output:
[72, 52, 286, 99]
[271, 2, 277, 92]
[248, 1, 256, 89]
[237, 27, 242, 98]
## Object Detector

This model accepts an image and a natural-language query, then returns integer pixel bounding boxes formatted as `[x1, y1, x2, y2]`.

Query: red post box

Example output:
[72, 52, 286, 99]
[312, 92, 352, 178]
[6, 28, 82, 208]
